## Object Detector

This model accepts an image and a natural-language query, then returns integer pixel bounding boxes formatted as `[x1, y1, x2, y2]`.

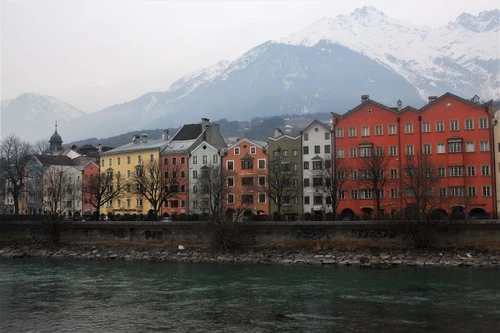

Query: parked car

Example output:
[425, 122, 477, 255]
[161, 217, 173, 222]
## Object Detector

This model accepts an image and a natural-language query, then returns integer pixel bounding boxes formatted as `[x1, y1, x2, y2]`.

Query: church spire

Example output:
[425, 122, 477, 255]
[49, 121, 63, 152]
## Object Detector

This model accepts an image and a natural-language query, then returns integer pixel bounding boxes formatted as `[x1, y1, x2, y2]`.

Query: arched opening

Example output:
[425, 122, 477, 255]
[243, 209, 254, 222]
[361, 207, 373, 220]
[468, 208, 490, 220]
[451, 206, 466, 220]
[225, 209, 236, 222]
[430, 208, 448, 220]
[340, 208, 356, 221]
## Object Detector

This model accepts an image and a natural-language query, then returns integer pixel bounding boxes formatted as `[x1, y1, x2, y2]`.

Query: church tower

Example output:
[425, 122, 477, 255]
[49, 121, 63, 152]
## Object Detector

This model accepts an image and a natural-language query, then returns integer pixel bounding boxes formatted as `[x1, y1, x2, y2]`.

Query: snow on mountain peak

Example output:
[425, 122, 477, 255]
[455, 9, 499, 32]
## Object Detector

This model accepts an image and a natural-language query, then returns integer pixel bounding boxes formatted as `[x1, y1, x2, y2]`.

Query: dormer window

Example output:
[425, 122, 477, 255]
[234, 147, 240, 155]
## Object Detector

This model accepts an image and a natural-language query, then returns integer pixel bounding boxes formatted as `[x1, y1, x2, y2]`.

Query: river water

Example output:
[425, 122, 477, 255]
[1, 258, 499, 333]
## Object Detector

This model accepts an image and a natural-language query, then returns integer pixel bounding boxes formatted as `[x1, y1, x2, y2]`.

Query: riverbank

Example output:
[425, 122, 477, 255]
[1, 241, 500, 267]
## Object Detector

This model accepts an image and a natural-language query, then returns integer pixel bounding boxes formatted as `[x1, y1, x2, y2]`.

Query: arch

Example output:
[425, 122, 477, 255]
[340, 208, 356, 221]
[430, 208, 448, 220]
[361, 207, 373, 220]
[450, 206, 466, 220]
[243, 209, 253, 216]
[468, 208, 490, 220]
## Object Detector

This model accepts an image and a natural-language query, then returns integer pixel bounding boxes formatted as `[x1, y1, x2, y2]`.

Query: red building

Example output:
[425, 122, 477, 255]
[332, 93, 496, 220]
[222, 138, 268, 221]
[81, 160, 100, 216]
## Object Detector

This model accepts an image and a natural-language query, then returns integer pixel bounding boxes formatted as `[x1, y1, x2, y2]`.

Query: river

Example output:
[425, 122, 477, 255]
[1, 258, 499, 332]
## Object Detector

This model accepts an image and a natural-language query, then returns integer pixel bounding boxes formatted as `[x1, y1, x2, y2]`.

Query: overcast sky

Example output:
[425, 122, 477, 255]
[1, 0, 498, 113]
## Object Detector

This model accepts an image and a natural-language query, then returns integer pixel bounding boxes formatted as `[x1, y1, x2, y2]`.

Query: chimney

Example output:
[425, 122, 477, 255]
[97, 144, 102, 154]
[397, 99, 402, 111]
[274, 128, 283, 138]
[162, 129, 170, 140]
[472, 95, 480, 104]
[132, 135, 140, 143]
[428, 96, 438, 102]
[201, 118, 210, 131]
[141, 133, 148, 143]
[361, 94, 369, 102]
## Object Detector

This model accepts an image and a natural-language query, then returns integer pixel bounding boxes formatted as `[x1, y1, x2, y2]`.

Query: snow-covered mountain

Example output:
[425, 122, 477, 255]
[280, 6, 499, 101]
[1, 93, 85, 142]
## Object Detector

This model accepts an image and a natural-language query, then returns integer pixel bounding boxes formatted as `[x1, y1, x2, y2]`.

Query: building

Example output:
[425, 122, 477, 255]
[332, 93, 496, 220]
[222, 138, 268, 221]
[494, 110, 500, 217]
[267, 129, 303, 220]
[301, 120, 333, 218]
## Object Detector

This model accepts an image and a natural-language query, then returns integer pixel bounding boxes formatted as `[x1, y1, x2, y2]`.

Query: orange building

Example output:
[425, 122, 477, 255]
[222, 138, 268, 221]
[332, 93, 496, 220]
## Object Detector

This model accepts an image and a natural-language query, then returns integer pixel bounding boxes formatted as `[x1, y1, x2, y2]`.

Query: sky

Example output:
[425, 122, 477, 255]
[1, 0, 498, 113]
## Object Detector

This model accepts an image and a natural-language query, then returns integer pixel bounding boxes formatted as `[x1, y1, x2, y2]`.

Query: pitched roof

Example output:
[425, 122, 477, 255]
[101, 138, 169, 155]
[171, 124, 203, 141]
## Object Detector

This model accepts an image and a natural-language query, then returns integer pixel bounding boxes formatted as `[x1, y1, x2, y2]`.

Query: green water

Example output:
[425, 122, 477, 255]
[0, 258, 499, 332]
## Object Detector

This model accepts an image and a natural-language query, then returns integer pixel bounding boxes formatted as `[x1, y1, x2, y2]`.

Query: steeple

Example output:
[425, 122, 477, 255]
[49, 121, 63, 152]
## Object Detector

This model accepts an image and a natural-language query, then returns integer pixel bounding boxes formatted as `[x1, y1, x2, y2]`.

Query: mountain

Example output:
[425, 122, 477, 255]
[1, 93, 86, 142]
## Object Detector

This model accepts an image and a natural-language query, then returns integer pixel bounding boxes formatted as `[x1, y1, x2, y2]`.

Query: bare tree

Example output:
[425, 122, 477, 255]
[197, 164, 225, 222]
[0, 134, 34, 214]
[359, 150, 390, 218]
[82, 170, 124, 217]
[267, 153, 301, 219]
[126, 159, 177, 217]
[33, 140, 50, 155]
[313, 155, 350, 220]
[42, 166, 70, 215]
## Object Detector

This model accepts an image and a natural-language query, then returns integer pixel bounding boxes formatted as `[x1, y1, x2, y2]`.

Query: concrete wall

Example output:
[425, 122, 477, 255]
[1, 220, 500, 249]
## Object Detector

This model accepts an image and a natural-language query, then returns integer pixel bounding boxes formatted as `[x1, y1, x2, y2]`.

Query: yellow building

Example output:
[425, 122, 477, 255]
[100, 132, 169, 217]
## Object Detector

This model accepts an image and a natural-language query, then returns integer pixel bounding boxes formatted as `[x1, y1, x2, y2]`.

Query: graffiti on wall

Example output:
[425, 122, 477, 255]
[144, 230, 163, 241]
[297, 228, 329, 240]
[350, 229, 397, 239]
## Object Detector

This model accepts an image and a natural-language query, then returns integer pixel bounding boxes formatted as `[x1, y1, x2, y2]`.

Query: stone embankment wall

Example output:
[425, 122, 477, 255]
[1, 220, 500, 249]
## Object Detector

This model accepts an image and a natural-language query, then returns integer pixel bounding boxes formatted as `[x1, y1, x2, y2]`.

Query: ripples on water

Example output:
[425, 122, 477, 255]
[1, 258, 499, 333]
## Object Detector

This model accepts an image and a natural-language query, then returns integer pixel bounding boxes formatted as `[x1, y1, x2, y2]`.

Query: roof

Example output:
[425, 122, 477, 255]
[31, 154, 96, 168]
[226, 137, 267, 150]
[301, 120, 331, 133]
[162, 139, 197, 154]
[171, 124, 203, 141]
[101, 138, 169, 155]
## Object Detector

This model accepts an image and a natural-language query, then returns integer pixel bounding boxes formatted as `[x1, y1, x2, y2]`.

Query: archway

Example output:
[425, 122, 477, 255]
[468, 208, 489, 220]
[430, 208, 448, 220]
[243, 209, 254, 221]
[225, 209, 236, 222]
[340, 208, 355, 221]
[451, 206, 466, 220]
[361, 207, 373, 220]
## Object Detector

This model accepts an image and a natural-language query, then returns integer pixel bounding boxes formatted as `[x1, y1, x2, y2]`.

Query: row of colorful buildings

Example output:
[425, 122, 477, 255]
[6, 92, 499, 220]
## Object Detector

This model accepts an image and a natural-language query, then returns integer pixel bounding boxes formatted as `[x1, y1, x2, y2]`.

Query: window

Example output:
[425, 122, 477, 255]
[192, 170, 198, 179]
[292, 149, 298, 157]
[450, 187, 465, 197]
[180, 157, 185, 165]
[172, 171, 177, 179]
[450, 120, 459, 131]
[481, 165, 490, 176]
[325, 132, 330, 140]
[389, 146, 397, 156]
[405, 123, 414, 133]
[127, 156, 131, 164]
[259, 176, 266, 186]
[136, 198, 143, 207]
[348, 127, 356, 137]
[390, 169, 398, 179]
[303, 146, 309, 155]
[314, 145, 321, 154]
[258, 159, 266, 169]
[304, 196, 310, 205]
[351, 190, 358, 199]
[227, 177, 234, 187]
[360, 189, 373, 199]
[448, 142, 462, 153]
[361, 169, 373, 180]
[241, 160, 253, 169]
[192, 185, 198, 193]
[242, 195, 253, 203]
[108, 158, 112, 167]
[117, 157, 121, 165]
[468, 186, 477, 197]
[449, 166, 464, 177]
[227, 194, 234, 204]
[479, 118, 488, 129]
[338, 190, 345, 200]
[336, 128, 344, 138]
[438, 167, 446, 177]
[467, 165, 476, 176]
[180, 171, 186, 178]
[192, 156, 197, 164]
[421, 122, 430, 133]
[303, 161, 309, 170]
[349, 170, 358, 180]
[362, 126, 370, 136]
[375, 146, 384, 156]
[437, 143, 445, 154]
[242, 177, 253, 186]
[303, 133, 309, 141]
[303, 178, 310, 187]
[336, 148, 344, 158]
[360, 147, 372, 157]
[423, 144, 431, 155]
[324, 145, 331, 154]
[312, 177, 322, 186]
[250, 146, 256, 154]
[480, 141, 489, 152]
[282, 150, 288, 157]
[406, 144, 414, 156]
[258, 193, 266, 203]
[375, 125, 383, 136]
[313, 196, 323, 205]
[390, 188, 398, 198]
[293, 163, 298, 172]
[482, 186, 491, 196]
[388, 124, 397, 135]
[438, 187, 446, 197]
[436, 121, 444, 132]
[350, 148, 357, 157]
[312, 161, 322, 170]
[127, 199, 131, 208]
[465, 119, 474, 130]
[466, 142, 475, 152]
[234, 147, 240, 155]
[202, 155, 208, 164]
[227, 161, 234, 170]
[213, 155, 219, 163]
